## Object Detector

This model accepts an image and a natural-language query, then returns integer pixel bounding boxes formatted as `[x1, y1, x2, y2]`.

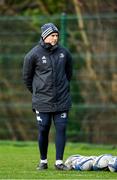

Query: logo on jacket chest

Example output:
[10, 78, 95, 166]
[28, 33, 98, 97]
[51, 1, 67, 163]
[42, 56, 47, 63]
[59, 53, 64, 58]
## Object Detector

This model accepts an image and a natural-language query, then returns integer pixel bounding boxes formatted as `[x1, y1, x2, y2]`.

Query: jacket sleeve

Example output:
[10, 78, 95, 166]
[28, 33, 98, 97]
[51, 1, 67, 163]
[23, 50, 35, 93]
[65, 50, 73, 81]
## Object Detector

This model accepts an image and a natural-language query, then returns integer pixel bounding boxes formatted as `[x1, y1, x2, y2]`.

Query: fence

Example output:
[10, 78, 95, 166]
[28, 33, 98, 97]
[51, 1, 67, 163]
[0, 13, 117, 144]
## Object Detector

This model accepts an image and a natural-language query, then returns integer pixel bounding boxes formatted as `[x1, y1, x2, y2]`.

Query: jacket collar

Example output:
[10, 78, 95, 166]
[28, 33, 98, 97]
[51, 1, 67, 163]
[39, 38, 58, 51]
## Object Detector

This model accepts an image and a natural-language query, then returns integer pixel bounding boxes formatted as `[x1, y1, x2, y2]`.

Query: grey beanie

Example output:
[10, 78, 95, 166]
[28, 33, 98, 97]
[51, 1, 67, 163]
[41, 23, 59, 40]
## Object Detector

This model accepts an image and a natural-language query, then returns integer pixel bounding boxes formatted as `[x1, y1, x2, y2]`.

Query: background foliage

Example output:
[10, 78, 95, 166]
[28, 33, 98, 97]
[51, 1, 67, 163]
[0, 0, 117, 143]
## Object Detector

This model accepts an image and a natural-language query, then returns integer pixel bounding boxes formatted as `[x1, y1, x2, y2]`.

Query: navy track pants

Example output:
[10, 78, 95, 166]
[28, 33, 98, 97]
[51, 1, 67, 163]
[36, 111, 68, 160]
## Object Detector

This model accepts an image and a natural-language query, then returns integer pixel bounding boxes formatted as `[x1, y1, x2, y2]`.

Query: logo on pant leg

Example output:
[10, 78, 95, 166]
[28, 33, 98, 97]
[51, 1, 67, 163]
[36, 110, 39, 114]
[36, 110, 42, 122]
[37, 116, 42, 122]
[61, 112, 67, 118]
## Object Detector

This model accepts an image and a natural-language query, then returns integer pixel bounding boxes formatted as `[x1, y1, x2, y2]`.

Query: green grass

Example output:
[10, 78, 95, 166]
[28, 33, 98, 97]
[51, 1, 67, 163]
[0, 141, 117, 179]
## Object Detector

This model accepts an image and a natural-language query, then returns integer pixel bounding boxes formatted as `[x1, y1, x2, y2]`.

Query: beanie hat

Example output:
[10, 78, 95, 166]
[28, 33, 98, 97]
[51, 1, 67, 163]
[41, 23, 59, 40]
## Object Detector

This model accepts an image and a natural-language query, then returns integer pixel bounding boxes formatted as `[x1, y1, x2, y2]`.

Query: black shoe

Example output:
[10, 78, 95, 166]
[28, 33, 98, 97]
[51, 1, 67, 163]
[37, 163, 48, 170]
[55, 163, 69, 170]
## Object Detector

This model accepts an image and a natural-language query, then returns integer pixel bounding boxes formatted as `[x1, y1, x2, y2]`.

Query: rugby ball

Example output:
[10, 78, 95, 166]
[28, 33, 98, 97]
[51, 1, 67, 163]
[64, 154, 82, 170]
[74, 156, 95, 171]
[93, 154, 113, 171]
[108, 157, 117, 172]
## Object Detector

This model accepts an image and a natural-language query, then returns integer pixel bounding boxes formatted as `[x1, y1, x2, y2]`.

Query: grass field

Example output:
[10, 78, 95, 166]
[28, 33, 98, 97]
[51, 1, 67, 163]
[0, 141, 117, 179]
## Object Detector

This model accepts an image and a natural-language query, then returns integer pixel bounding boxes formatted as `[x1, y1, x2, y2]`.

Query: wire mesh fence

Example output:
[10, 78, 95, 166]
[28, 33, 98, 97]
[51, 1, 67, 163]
[0, 13, 117, 143]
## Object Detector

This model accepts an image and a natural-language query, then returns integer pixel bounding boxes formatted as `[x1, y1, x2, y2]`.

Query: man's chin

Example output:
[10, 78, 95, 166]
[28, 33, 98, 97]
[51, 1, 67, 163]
[51, 43, 57, 46]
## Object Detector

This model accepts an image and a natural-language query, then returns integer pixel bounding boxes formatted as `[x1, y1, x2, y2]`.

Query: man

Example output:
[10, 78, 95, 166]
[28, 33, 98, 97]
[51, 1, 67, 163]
[23, 23, 72, 170]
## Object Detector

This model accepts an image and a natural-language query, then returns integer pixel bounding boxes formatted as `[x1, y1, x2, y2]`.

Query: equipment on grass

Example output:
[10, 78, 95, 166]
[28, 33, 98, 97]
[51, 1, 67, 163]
[64, 154, 83, 170]
[108, 156, 117, 172]
[93, 154, 113, 171]
[65, 154, 117, 172]
[74, 156, 95, 171]
[65, 155, 96, 171]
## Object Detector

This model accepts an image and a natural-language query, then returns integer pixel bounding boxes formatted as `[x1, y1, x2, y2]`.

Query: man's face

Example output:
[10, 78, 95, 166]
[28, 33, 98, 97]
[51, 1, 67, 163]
[44, 33, 59, 46]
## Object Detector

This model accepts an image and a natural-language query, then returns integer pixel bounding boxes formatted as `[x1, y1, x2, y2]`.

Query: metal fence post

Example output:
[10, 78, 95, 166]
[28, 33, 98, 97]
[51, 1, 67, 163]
[60, 12, 67, 47]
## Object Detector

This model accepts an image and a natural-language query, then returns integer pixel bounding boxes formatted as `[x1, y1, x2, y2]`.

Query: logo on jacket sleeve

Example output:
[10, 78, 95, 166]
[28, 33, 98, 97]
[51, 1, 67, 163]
[42, 56, 47, 63]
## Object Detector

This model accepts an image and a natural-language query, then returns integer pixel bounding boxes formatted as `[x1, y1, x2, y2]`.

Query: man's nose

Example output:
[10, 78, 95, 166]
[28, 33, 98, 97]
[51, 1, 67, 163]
[54, 36, 58, 40]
